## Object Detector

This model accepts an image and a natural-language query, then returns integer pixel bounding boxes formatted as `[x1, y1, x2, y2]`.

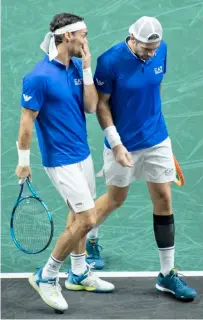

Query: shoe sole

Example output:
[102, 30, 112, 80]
[156, 283, 195, 300]
[156, 283, 175, 294]
[65, 281, 114, 293]
[28, 274, 68, 311]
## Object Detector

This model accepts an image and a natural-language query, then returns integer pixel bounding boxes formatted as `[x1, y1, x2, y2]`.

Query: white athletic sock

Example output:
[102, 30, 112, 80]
[87, 226, 99, 239]
[159, 247, 175, 276]
[42, 255, 63, 279]
[71, 253, 86, 275]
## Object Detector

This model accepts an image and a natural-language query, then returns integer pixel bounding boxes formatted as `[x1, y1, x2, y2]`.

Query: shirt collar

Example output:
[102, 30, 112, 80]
[45, 55, 78, 70]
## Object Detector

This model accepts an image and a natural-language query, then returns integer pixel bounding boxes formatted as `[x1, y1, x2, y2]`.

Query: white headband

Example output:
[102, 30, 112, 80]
[40, 21, 87, 61]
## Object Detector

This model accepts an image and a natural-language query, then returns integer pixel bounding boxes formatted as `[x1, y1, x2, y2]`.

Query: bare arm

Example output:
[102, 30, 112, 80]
[81, 42, 98, 114]
[18, 108, 38, 149]
[96, 92, 113, 129]
[83, 83, 98, 114]
[15, 108, 38, 180]
[96, 92, 133, 167]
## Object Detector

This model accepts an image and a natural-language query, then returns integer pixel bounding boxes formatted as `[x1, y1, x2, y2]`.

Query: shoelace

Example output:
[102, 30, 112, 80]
[88, 242, 103, 258]
[170, 269, 188, 288]
[85, 262, 98, 282]
[86, 262, 96, 274]
[47, 278, 62, 296]
[36, 268, 62, 295]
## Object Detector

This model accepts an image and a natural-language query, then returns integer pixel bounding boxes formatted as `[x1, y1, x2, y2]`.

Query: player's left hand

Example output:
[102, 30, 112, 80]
[81, 42, 91, 69]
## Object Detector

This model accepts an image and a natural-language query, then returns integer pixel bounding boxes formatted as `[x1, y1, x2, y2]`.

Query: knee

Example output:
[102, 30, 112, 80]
[109, 193, 127, 210]
[153, 191, 172, 213]
[79, 216, 97, 234]
[158, 191, 171, 204]
[85, 217, 97, 232]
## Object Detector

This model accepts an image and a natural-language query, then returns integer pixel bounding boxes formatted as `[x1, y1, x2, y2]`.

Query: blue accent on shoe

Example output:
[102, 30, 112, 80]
[35, 267, 57, 286]
[65, 265, 115, 293]
[67, 268, 88, 285]
[86, 238, 105, 270]
[156, 269, 197, 300]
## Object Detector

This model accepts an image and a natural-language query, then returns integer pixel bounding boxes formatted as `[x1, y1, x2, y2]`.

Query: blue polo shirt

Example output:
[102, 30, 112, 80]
[21, 56, 90, 167]
[94, 38, 168, 151]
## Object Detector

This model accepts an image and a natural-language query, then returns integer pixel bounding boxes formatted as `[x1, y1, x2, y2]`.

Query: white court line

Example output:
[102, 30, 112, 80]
[1, 271, 203, 278]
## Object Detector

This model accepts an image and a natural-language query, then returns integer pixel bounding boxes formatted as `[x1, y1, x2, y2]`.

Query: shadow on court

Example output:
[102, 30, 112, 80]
[1, 277, 202, 319]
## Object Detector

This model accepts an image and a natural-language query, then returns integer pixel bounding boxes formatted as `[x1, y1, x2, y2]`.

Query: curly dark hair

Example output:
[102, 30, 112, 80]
[50, 13, 84, 46]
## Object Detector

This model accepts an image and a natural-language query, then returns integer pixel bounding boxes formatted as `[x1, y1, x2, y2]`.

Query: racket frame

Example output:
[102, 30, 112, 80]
[10, 178, 54, 254]
[174, 156, 185, 187]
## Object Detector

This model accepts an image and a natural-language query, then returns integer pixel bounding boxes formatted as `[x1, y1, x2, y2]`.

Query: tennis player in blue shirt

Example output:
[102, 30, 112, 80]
[86, 16, 197, 301]
[15, 13, 114, 313]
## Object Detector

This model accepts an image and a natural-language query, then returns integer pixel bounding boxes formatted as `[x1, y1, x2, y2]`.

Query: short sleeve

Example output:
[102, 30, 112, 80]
[94, 56, 114, 94]
[21, 74, 47, 111]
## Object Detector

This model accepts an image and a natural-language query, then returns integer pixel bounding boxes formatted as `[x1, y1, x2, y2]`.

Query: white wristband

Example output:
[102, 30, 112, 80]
[104, 126, 122, 149]
[83, 67, 94, 85]
[16, 141, 30, 166]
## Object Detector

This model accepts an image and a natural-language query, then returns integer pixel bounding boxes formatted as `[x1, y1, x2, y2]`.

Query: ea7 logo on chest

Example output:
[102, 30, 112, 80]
[74, 78, 83, 85]
[154, 66, 163, 74]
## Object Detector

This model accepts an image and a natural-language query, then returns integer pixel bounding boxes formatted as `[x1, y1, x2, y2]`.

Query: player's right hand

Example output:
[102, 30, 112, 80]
[81, 41, 91, 69]
[112, 144, 134, 168]
[15, 165, 32, 183]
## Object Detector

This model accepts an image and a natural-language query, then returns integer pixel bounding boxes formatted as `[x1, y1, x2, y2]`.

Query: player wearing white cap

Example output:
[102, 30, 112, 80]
[15, 13, 114, 313]
[85, 16, 197, 301]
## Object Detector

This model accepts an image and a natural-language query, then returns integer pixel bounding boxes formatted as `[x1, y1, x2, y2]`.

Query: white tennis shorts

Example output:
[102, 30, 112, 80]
[44, 155, 96, 213]
[102, 137, 176, 187]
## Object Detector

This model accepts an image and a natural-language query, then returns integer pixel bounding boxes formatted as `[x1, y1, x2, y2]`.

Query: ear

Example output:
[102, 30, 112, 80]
[64, 32, 72, 41]
[129, 34, 136, 42]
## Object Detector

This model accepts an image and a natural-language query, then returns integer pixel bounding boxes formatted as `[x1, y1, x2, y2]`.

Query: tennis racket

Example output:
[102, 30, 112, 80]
[10, 178, 54, 254]
[174, 156, 185, 187]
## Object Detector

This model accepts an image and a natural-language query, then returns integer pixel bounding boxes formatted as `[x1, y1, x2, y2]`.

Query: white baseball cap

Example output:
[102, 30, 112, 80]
[129, 16, 162, 43]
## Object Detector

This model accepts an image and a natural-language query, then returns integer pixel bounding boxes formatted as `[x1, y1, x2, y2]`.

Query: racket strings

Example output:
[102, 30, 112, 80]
[13, 197, 52, 253]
